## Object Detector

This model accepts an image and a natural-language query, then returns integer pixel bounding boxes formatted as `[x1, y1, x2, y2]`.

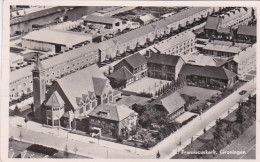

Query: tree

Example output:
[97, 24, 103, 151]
[236, 106, 247, 124]
[156, 151, 160, 158]
[14, 105, 20, 116]
[203, 128, 206, 138]
[64, 145, 69, 158]
[73, 146, 78, 154]
[24, 118, 28, 128]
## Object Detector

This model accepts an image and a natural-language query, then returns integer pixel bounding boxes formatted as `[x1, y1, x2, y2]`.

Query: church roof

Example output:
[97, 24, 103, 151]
[45, 91, 64, 107]
[56, 64, 112, 108]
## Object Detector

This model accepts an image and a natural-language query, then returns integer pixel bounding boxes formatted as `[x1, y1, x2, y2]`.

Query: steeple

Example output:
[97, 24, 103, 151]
[33, 53, 44, 71]
[32, 53, 46, 123]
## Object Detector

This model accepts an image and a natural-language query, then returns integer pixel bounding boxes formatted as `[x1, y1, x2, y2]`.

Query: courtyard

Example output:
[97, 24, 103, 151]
[123, 77, 171, 96]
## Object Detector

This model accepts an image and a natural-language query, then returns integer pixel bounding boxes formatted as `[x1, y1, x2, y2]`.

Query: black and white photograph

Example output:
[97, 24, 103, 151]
[1, 0, 258, 160]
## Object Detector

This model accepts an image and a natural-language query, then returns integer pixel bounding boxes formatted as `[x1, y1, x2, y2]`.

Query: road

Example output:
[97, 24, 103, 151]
[9, 79, 255, 158]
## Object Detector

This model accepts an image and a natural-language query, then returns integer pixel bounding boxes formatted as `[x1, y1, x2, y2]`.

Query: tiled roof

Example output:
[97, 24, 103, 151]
[116, 95, 150, 107]
[93, 77, 108, 96]
[89, 103, 135, 121]
[124, 53, 147, 68]
[179, 64, 203, 76]
[217, 27, 231, 34]
[158, 92, 186, 114]
[147, 53, 181, 66]
[56, 64, 111, 108]
[108, 66, 134, 80]
[138, 14, 156, 23]
[45, 91, 64, 107]
[237, 25, 256, 36]
[205, 16, 221, 30]
[192, 66, 237, 80]
[84, 15, 120, 24]
[181, 54, 228, 67]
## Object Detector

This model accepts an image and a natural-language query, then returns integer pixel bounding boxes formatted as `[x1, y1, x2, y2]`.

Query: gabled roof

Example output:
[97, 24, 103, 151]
[108, 66, 134, 80]
[205, 16, 221, 30]
[192, 66, 237, 80]
[157, 92, 186, 114]
[92, 77, 108, 96]
[179, 64, 202, 76]
[56, 64, 111, 108]
[89, 103, 135, 121]
[84, 15, 120, 24]
[146, 53, 181, 66]
[138, 14, 156, 23]
[45, 91, 64, 107]
[124, 53, 147, 68]
[237, 25, 256, 37]
[233, 44, 256, 63]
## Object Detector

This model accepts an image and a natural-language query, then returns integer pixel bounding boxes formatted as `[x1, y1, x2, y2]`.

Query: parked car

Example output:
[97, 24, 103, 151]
[239, 90, 247, 95]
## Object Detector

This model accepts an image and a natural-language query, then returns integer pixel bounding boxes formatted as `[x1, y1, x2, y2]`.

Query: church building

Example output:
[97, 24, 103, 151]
[32, 57, 120, 129]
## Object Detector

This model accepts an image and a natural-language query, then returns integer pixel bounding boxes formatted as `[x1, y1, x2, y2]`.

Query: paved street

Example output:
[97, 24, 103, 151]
[9, 79, 255, 158]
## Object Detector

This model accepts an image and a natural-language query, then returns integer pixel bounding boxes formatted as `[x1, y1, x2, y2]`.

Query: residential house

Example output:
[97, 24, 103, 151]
[236, 25, 256, 43]
[111, 53, 147, 87]
[225, 44, 256, 80]
[88, 103, 138, 137]
[146, 53, 185, 81]
[154, 92, 186, 120]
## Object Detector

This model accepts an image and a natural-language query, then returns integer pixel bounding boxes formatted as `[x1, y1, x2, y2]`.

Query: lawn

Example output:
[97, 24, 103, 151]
[177, 86, 220, 111]
[123, 77, 171, 96]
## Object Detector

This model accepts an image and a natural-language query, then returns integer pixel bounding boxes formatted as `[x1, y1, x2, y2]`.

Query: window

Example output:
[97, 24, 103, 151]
[79, 107, 83, 114]
[86, 104, 90, 111]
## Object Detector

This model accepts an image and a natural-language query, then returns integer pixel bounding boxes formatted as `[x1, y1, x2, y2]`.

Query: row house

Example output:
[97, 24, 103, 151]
[225, 44, 256, 80]
[108, 53, 147, 88]
[9, 7, 217, 101]
[147, 53, 185, 81]
[150, 30, 196, 55]
[42, 64, 118, 129]
[89, 103, 138, 137]
[9, 43, 99, 100]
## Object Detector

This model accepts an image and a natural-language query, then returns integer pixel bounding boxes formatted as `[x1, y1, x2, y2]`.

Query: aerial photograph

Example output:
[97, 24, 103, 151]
[7, 5, 256, 159]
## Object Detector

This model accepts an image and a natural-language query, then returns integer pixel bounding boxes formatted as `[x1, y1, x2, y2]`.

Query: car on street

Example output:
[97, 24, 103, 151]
[239, 90, 247, 95]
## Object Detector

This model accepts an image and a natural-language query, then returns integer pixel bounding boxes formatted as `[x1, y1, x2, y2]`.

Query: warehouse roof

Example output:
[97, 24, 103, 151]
[138, 14, 156, 24]
[84, 15, 121, 24]
[22, 29, 92, 48]
[203, 43, 242, 54]
[237, 25, 256, 37]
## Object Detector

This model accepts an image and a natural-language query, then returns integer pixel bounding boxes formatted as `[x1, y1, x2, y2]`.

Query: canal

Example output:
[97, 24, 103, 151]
[10, 6, 107, 36]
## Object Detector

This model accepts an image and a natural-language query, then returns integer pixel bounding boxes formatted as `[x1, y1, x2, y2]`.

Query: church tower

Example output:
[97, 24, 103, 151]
[32, 54, 46, 120]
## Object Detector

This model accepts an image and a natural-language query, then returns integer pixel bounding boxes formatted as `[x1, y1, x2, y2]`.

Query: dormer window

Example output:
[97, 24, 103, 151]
[97, 110, 109, 118]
